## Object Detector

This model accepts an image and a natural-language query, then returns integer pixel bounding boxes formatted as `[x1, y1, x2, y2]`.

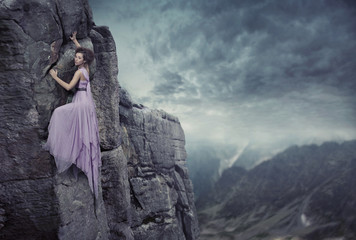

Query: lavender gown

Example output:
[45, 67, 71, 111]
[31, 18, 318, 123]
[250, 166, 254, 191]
[44, 67, 101, 198]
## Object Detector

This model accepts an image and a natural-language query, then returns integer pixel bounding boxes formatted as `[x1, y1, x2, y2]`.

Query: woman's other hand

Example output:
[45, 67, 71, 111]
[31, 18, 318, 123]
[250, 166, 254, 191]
[49, 69, 58, 78]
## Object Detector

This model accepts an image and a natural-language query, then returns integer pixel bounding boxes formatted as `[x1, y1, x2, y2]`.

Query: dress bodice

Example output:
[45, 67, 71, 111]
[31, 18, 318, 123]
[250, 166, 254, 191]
[76, 68, 89, 89]
[77, 80, 88, 88]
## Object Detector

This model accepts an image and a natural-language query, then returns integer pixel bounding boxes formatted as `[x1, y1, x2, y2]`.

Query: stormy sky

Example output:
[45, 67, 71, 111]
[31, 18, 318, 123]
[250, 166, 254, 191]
[88, 0, 356, 149]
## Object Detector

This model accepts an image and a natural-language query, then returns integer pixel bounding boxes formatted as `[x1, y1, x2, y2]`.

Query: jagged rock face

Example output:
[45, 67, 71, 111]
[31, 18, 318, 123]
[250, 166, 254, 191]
[198, 141, 356, 240]
[119, 88, 200, 240]
[0, 0, 198, 239]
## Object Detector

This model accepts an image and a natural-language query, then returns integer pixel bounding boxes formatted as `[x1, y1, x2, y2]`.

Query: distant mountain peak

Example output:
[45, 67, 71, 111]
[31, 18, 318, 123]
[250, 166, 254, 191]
[198, 140, 356, 239]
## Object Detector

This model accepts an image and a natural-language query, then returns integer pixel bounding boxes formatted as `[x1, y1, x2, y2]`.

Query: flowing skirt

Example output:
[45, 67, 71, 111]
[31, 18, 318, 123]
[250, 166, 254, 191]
[44, 90, 101, 197]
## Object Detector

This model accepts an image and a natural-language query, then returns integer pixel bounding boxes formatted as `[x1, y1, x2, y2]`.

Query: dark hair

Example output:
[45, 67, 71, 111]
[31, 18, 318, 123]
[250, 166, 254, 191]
[75, 47, 95, 66]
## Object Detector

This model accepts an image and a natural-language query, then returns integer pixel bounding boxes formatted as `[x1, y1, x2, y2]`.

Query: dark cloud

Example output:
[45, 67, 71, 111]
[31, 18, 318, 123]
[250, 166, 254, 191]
[89, 0, 356, 146]
[152, 70, 200, 106]
[152, 70, 184, 95]
[140, 0, 356, 104]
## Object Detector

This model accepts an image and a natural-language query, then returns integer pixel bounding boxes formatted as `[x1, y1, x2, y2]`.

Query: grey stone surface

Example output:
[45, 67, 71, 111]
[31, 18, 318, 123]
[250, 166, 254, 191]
[120, 100, 200, 240]
[90, 26, 121, 150]
[1, 1, 61, 239]
[56, 0, 94, 40]
[101, 147, 133, 240]
[0, 0, 199, 239]
[0, 178, 59, 240]
[54, 169, 109, 240]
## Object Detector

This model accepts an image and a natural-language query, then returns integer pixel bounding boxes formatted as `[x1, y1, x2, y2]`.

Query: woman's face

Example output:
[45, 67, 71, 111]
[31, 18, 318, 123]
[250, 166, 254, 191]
[74, 53, 84, 66]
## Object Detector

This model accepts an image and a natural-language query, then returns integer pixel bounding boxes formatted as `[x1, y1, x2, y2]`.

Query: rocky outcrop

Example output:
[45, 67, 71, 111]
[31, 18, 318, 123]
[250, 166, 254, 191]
[198, 140, 356, 240]
[119, 88, 199, 239]
[0, 0, 198, 239]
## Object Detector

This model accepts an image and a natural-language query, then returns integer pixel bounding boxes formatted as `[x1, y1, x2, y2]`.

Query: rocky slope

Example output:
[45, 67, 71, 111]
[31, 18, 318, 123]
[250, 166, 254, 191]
[0, 0, 198, 239]
[198, 140, 356, 240]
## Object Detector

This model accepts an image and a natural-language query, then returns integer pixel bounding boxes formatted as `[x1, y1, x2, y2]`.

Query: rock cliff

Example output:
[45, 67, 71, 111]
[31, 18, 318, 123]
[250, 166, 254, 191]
[0, 0, 199, 239]
[119, 90, 199, 239]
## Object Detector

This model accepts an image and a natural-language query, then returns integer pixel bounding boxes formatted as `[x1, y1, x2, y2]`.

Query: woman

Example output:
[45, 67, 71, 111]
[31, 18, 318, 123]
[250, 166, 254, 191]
[44, 32, 101, 198]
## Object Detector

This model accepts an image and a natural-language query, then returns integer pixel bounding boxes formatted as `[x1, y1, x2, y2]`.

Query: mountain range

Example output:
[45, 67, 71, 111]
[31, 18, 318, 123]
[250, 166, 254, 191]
[187, 141, 287, 200]
[196, 140, 356, 240]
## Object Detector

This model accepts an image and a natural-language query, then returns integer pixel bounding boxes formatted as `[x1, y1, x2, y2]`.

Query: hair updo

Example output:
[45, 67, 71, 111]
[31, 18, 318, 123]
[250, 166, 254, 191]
[75, 47, 95, 66]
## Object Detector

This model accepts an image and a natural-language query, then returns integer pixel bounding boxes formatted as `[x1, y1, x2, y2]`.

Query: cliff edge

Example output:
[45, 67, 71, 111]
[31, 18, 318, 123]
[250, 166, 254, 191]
[0, 0, 199, 239]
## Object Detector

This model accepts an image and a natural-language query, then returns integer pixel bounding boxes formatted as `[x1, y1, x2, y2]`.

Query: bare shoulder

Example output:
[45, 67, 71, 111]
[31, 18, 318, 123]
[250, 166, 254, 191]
[74, 69, 85, 81]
